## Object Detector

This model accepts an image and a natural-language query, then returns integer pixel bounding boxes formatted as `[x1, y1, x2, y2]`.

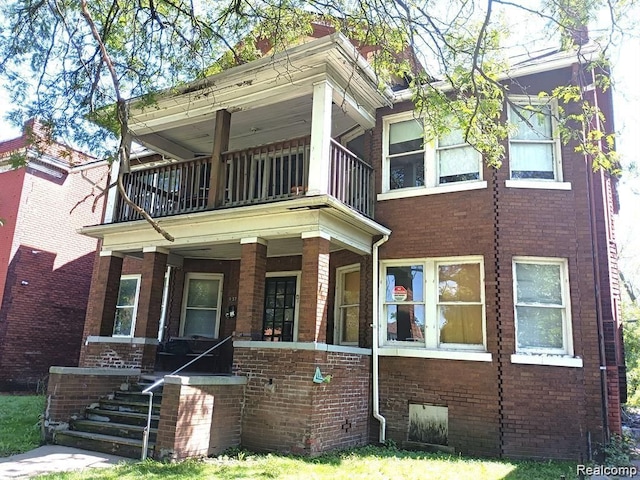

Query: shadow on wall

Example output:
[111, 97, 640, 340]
[0, 245, 96, 391]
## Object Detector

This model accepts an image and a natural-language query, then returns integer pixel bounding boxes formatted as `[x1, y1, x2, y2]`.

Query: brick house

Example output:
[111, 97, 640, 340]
[46, 29, 624, 461]
[0, 120, 108, 390]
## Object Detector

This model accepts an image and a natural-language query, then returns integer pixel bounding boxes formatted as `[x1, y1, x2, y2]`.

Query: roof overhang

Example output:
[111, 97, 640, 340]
[80, 195, 391, 257]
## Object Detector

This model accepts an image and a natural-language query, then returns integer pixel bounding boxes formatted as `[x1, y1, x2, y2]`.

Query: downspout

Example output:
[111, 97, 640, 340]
[372, 234, 389, 443]
[582, 65, 609, 446]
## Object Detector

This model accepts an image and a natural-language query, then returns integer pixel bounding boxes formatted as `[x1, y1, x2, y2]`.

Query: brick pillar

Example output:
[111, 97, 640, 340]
[299, 232, 330, 343]
[133, 248, 168, 372]
[236, 238, 267, 340]
[79, 251, 123, 365]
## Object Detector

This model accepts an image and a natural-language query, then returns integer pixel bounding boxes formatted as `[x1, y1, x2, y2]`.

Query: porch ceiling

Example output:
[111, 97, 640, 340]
[81, 195, 391, 259]
[128, 33, 393, 161]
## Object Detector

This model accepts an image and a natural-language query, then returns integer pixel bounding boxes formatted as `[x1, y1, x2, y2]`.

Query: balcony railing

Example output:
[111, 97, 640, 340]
[114, 137, 373, 222]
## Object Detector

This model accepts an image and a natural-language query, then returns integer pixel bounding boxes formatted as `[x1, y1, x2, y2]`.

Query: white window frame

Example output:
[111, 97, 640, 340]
[112, 274, 141, 338]
[512, 257, 573, 357]
[265, 271, 301, 342]
[179, 273, 223, 339]
[506, 96, 569, 190]
[379, 256, 487, 354]
[380, 111, 486, 201]
[334, 264, 361, 346]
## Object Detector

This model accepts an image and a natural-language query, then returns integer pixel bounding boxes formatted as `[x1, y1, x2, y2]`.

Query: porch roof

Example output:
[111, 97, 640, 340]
[79, 194, 391, 258]
[129, 33, 394, 161]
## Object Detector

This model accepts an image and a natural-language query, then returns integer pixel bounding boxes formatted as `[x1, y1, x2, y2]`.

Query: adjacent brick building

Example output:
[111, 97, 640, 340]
[0, 120, 107, 390]
[47, 29, 623, 461]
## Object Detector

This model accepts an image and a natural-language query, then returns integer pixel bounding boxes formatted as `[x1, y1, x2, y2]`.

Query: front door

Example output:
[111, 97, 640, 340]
[263, 276, 298, 341]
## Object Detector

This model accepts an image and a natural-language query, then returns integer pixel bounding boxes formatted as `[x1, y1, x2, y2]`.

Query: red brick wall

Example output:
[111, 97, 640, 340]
[45, 368, 140, 428]
[0, 168, 25, 309]
[368, 68, 614, 460]
[234, 347, 370, 455]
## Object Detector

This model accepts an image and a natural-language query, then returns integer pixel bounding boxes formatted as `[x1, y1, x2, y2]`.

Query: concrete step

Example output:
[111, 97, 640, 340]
[85, 408, 160, 428]
[99, 398, 161, 415]
[114, 390, 163, 405]
[54, 430, 154, 459]
[71, 419, 158, 442]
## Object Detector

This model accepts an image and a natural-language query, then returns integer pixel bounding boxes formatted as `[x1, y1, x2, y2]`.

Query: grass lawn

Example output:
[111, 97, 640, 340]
[34, 447, 577, 480]
[0, 394, 44, 456]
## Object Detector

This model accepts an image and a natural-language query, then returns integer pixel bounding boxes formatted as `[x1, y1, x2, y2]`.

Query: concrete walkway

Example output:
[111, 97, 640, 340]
[0, 445, 133, 479]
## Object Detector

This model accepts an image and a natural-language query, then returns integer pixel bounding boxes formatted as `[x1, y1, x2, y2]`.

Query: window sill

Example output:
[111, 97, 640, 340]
[505, 180, 572, 190]
[378, 347, 492, 362]
[85, 335, 159, 345]
[378, 181, 487, 201]
[511, 353, 583, 367]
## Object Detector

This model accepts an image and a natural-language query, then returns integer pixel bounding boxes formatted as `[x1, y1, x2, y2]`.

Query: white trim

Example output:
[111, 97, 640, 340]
[143, 246, 170, 254]
[334, 264, 361, 346]
[240, 237, 268, 246]
[265, 271, 302, 342]
[49, 366, 142, 376]
[180, 273, 224, 339]
[164, 375, 247, 386]
[112, 274, 141, 338]
[233, 340, 371, 355]
[99, 250, 124, 258]
[505, 180, 572, 190]
[511, 354, 583, 368]
[378, 347, 492, 362]
[512, 257, 573, 356]
[340, 126, 366, 146]
[308, 80, 333, 195]
[301, 231, 331, 241]
[86, 335, 158, 345]
[377, 181, 488, 201]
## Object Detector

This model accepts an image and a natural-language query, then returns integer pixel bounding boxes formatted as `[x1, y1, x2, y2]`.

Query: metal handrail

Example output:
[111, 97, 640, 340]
[140, 335, 233, 460]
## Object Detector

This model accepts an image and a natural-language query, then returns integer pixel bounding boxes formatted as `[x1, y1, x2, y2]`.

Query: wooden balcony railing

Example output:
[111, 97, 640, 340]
[329, 139, 374, 217]
[113, 137, 373, 223]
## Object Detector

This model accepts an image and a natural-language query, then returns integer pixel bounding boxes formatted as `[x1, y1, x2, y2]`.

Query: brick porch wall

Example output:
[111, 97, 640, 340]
[45, 367, 140, 436]
[155, 375, 246, 460]
[81, 341, 157, 372]
[234, 346, 370, 455]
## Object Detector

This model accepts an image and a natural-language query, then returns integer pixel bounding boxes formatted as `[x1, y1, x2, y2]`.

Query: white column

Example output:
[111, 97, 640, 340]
[103, 157, 121, 224]
[307, 80, 333, 196]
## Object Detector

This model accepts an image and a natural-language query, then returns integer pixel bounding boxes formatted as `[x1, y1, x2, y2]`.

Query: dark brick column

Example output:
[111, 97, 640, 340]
[299, 232, 330, 343]
[236, 238, 267, 339]
[134, 248, 168, 372]
[79, 251, 123, 366]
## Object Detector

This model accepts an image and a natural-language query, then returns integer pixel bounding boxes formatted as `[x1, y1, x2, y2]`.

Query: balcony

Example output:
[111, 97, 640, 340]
[115, 137, 374, 223]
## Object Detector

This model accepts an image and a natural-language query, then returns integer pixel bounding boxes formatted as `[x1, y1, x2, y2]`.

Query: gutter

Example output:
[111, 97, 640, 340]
[372, 234, 390, 443]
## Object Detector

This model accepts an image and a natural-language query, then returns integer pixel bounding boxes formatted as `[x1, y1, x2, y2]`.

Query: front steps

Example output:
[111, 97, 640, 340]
[54, 380, 163, 459]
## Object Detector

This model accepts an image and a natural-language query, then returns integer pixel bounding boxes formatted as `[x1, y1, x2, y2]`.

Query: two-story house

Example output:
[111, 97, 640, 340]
[45, 29, 623, 461]
[0, 119, 107, 390]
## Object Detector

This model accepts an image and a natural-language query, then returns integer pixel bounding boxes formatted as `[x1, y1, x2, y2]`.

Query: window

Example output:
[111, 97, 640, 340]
[180, 273, 223, 338]
[335, 265, 360, 345]
[263, 272, 300, 342]
[513, 258, 572, 355]
[381, 257, 485, 350]
[113, 275, 141, 337]
[508, 97, 562, 181]
[382, 112, 483, 196]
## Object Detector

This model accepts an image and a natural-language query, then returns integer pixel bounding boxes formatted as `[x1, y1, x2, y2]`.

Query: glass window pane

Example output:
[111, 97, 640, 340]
[510, 144, 554, 177]
[516, 306, 563, 349]
[511, 104, 553, 140]
[438, 127, 465, 148]
[516, 263, 562, 304]
[183, 309, 217, 337]
[386, 304, 425, 342]
[342, 270, 360, 304]
[438, 146, 479, 182]
[389, 153, 425, 189]
[438, 264, 481, 302]
[113, 307, 134, 336]
[389, 119, 423, 154]
[186, 279, 219, 308]
[386, 266, 424, 302]
[341, 306, 360, 343]
[117, 278, 138, 307]
[439, 305, 483, 345]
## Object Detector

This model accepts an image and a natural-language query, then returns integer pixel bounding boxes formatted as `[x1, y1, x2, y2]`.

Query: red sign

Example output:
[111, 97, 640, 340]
[393, 285, 408, 302]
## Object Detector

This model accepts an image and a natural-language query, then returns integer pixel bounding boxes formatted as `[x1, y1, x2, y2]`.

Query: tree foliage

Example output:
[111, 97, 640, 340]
[0, 0, 635, 235]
